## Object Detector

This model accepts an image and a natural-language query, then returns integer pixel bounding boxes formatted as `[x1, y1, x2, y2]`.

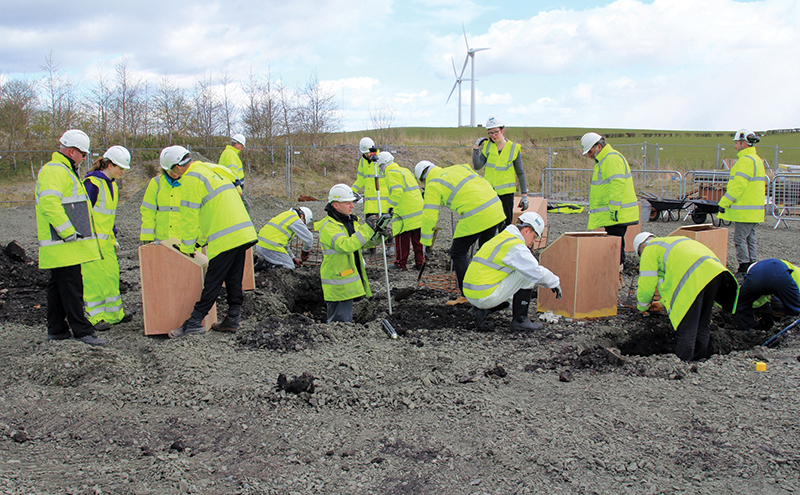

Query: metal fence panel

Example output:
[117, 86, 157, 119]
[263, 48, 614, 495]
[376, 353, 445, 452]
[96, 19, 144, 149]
[540, 168, 683, 205]
[771, 173, 800, 229]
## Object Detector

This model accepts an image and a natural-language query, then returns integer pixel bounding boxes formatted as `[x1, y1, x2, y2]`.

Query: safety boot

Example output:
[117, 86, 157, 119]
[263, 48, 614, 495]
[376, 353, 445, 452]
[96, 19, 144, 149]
[510, 289, 542, 331]
[212, 314, 241, 333]
[469, 307, 494, 332]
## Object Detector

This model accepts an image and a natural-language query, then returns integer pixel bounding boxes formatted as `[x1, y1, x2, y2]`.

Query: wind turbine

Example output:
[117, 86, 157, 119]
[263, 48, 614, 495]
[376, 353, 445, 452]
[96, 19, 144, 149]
[446, 57, 466, 127]
[463, 25, 490, 127]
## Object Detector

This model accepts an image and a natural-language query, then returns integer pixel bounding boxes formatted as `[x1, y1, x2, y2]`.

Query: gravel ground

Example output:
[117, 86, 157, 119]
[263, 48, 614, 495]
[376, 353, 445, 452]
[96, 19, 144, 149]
[0, 187, 799, 495]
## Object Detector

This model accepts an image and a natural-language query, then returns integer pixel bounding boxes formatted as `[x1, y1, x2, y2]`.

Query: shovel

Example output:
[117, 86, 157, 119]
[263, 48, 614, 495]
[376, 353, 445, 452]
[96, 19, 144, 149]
[394, 258, 427, 302]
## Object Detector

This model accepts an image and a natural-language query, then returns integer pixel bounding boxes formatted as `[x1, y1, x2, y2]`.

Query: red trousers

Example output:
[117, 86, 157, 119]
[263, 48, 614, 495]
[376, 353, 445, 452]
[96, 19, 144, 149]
[394, 228, 424, 269]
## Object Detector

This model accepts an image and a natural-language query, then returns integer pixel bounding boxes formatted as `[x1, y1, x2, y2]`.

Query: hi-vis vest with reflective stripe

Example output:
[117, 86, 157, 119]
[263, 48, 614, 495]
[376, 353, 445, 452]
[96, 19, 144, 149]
[717, 146, 766, 223]
[637, 236, 737, 329]
[480, 139, 520, 195]
[140, 174, 181, 242]
[318, 215, 374, 302]
[384, 163, 423, 236]
[421, 164, 505, 245]
[35, 152, 100, 269]
[462, 228, 521, 299]
[352, 154, 390, 215]
[588, 145, 639, 230]
[218, 144, 244, 187]
[85, 175, 118, 243]
[177, 161, 256, 260]
[257, 209, 301, 254]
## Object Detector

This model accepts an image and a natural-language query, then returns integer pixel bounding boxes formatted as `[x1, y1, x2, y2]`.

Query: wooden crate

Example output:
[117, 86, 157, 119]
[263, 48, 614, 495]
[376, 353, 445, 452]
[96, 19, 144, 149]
[537, 232, 620, 319]
[139, 240, 216, 336]
[512, 196, 548, 249]
[668, 224, 728, 265]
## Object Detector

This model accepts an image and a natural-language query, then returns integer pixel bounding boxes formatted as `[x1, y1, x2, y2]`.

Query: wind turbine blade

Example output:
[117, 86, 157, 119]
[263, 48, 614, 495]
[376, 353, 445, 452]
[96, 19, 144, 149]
[446, 80, 459, 104]
[471, 47, 490, 54]
[458, 55, 469, 79]
[462, 23, 470, 51]
[451, 57, 458, 78]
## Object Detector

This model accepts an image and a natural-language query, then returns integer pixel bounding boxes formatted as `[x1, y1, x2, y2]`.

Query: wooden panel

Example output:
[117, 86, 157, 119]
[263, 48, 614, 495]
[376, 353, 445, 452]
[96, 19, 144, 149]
[242, 247, 255, 291]
[537, 232, 620, 319]
[512, 196, 548, 249]
[669, 224, 729, 265]
[139, 240, 216, 336]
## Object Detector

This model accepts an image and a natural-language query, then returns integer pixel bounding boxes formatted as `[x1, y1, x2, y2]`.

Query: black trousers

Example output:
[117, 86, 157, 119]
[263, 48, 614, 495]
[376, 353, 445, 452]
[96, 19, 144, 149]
[498, 193, 514, 229]
[450, 224, 498, 293]
[47, 264, 95, 338]
[189, 243, 251, 323]
[675, 273, 724, 361]
[604, 224, 629, 265]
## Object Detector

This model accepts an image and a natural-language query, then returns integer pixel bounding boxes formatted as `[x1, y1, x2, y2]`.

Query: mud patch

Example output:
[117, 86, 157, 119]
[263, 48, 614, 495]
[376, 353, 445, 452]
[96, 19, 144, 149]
[0, 244, 48, 326]
[238, 314, 329, 351]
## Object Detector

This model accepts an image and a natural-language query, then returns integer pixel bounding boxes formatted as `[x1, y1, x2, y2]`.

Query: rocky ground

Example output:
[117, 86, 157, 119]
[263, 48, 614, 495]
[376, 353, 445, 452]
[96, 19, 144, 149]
[0, 188, 799, 495]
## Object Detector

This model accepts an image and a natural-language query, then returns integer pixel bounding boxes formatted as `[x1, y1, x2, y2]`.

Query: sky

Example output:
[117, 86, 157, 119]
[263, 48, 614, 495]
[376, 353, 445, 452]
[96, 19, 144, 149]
[1, 0, 798, 133]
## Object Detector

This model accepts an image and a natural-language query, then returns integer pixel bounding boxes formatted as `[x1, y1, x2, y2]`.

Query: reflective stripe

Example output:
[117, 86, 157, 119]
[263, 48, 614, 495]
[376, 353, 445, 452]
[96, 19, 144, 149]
[728, 204, 764, 210]
[493, 181, 516, 190]
[461, 195, 501, 219]
[53, 220, 72, 234]
[157, 205, 180, 212]
[93, 207, 115, 215]
[322, 274, 362, 286]
[207, 221, 254, 243]
[639, 270, 658, 277]
[669, 255, 715, 310]
[395, 210, 423, 223]
[141, 201, 157, 211]
[96, 233, 111, 240]
[471, 256, 514, 275]
[258, 236, 284, 249]
[141, 228, 155, 235]
[37, 189, 63, 200]
[589, 206, 610, 214]
[180, 199, 202, 209]
[322, 249, 338, 255]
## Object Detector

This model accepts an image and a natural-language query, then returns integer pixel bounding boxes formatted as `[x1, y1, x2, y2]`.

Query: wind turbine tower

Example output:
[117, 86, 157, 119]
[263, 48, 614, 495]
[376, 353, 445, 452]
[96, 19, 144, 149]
[463, 26, 489, 127]
[446, 57, 465, 127]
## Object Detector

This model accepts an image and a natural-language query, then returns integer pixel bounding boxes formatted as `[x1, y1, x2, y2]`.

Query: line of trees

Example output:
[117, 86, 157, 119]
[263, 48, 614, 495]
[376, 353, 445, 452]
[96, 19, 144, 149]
[0, 53, 341, 171]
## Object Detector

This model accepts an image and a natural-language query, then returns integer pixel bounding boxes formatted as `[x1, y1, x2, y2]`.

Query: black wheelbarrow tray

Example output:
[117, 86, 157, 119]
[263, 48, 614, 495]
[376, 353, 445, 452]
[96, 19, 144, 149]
[642, 195, 686, 222]
[687, 199, 731, 226]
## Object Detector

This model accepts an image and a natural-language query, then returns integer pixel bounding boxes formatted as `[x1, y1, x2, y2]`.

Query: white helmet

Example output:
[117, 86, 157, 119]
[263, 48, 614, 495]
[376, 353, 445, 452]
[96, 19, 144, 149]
[376, 151, 394, 171]
[59, 129, 90, 154]
[232, 133, 246, 147]
[160, 145, 191, 171]
[517, 212, 545, 237]
[359, 137, 376, 154]
[298, 206, 313, 225]
[633, 232, 655, 255]
[328, 183, 357, 203]
[103, 145, 131, 169]
[485, 116, 504, 129]
[733, 129, 759, 146]
[581, 132, 603, 155]
[415, 160, 436, 181]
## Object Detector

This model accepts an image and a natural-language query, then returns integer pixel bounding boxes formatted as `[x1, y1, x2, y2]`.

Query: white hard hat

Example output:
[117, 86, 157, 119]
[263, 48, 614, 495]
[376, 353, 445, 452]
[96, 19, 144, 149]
[298, 206, 313, 225]
[160, 145, 191, 171]
[376, 151, 394, 170]
[232, 133, 246, 147]
[103, 145, 131, 169]
[414, 160, 436, 181]
[733, 129, 759, 146]
[581, 132, 603, 155]
[328, 183, 357, 203]
[633, 232, 655, 255]
[485, 116, 504, 129]
[359, 137, 376, 154]
[59, 129, 90, 154]
[517, 212, 545, 237]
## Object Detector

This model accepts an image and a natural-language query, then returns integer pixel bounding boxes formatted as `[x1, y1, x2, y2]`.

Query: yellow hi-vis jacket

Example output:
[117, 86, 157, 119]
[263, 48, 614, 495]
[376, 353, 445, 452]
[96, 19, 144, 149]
[177, 161, 256, 260]
[82, 173, 123, 325]
[35, 152, 100, 269]
[257, 209, 303, 255]
[218, 144, 245, 188]
[140, 173, 181, 242]
[420, 164, 505, 245]
[318, 214, 377, 302]
[588, 144, 639, 230]
[462, 227, 522, 299]
[384, 162, 423, 236]
[352, 154, 390, 215]
[637, 236, 738, 329]
[717, 146, 766, 223]
[479, 139, 522, 195]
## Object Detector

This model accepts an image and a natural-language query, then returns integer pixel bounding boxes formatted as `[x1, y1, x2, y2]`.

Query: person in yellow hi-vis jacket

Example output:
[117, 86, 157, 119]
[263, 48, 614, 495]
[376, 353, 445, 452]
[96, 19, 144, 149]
[82, 146, 132, 331]
[377, 152, 424, 270]
[633, 232, 738, 361]
[718, 129, 766, 277]
[473, 116, 530, 231]
[140, 162, 182, 243]
[415, 160, 506, 305]
[36, 129, 104, 346]
[159, 146, 257, 338]
[319, 184, 389, 323]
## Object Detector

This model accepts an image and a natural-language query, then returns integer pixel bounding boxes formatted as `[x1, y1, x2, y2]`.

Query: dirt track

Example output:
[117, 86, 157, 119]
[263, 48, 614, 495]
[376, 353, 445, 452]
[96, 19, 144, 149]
[1, 189, 799, 494]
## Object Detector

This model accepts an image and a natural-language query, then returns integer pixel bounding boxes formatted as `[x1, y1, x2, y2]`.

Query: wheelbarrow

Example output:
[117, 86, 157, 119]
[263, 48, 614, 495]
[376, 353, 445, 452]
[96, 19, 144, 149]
[641, 193, 686, 222]
[687, 199, 731, 227]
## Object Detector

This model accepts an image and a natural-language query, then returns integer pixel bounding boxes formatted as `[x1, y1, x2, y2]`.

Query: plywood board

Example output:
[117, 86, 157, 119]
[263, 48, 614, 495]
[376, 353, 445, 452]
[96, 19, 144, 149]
[242, 247, 255, 291]
[537, 232, 620, 318]
[593, 222, 641, 253]
[669, 224, 728, 265]
[512, 196, 548, 249]
[139, 240, 216, 336]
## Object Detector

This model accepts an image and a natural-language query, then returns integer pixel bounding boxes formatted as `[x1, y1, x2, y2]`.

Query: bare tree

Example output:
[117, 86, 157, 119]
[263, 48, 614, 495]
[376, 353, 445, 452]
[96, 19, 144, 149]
[242, 66, 283, 161]
[0, 79, 38, 170]
[37, 51, 81, 143]
[218, 70, 236, 139]
[189, 73, 222, 147]
[90, 62, 114, 148]
[369, 102, 396, 145]
[154, 75, 190, 144]
[296, 71, 340, 145]
[112, 59, 146, 146]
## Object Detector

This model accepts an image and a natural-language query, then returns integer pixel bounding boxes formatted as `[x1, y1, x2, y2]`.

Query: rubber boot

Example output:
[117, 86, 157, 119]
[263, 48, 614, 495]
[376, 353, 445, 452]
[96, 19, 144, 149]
[511, 289, 542, 331]
[469, 307, 494, 331]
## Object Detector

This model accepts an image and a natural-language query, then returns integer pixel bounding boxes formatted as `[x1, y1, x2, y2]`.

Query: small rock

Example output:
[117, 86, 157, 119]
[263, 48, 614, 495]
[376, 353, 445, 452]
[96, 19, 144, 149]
[559, 370, 573, 382]
[11, 431, 28, 443]
[371, 456, 385, 464]
[170, 440, 186, 452]
[4, 241, 27, 263]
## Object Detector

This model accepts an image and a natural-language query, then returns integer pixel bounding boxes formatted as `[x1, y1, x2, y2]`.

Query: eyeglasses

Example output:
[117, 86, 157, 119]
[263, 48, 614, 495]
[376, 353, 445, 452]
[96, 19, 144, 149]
[487, 129, 502, 136]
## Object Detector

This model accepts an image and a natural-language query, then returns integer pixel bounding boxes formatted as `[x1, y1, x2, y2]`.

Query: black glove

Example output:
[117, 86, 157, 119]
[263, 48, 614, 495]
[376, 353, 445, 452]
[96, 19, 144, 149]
[376, 212, 392, 232]
[518, 196, 528, 210]
[552, 286, 562, 299]
[301, 250, 310, 262]
[365, 215, 378, 231]
[611, 210, 618, 222]
[173, 244, 195, 258]
[475, 137, 487, 147]
[718, 207, 725, 214]
[368, 153, 379, 162]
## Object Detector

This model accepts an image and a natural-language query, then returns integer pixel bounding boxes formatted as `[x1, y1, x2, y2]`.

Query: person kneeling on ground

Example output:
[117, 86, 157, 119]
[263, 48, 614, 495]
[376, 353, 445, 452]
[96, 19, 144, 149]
[633, 232, 738, 361]
[463, 212, 561, 331]
[255, 207, 314, 270]
[735, 258, 800, 332]
[319, 184, 390, 323]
